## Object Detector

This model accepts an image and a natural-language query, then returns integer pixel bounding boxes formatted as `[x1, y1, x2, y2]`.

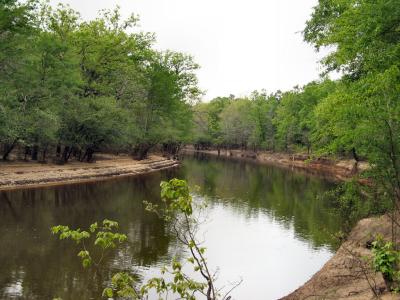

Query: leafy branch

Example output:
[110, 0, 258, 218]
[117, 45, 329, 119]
[51, 179, 241, 299]
[51, 219, 127, 269]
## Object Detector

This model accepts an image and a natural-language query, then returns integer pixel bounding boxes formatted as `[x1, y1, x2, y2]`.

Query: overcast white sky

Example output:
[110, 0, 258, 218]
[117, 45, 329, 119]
[51, 0, 327, 100]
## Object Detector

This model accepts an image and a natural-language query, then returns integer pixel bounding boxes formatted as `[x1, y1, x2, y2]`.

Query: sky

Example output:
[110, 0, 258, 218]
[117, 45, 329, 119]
[51, 0, 328, 100]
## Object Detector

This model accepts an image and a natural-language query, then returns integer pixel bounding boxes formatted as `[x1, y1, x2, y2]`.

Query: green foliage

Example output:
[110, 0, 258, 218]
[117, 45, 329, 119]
[163, 5, 384, 265]
[304, 0, 400, 77]
[142, 179, 236, 300]
[160, 178, 193, 215]
[51, 225, 90, 243]
[305, 0, 400, 239]
[275, 80, 336, 152]
[191, 97, 232, 148]
[51, 219, 127, 268]
[102, 272, 138, 299]
[0, 2, 200, 161]
[191, 0, 400, 228]
[322, 181, 362, 228]
[372, 236, 400, 284]
[52, 180, 238, 299]
[192, 93, 280, 151]
[103, 258, 207, 299]
[249, 91, 279, 150]
[139, 257, 206, 300]
[321, 180, 390, 233]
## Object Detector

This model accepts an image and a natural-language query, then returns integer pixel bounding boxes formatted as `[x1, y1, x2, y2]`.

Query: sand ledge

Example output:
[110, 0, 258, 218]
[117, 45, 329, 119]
[0, 154, 179, 191]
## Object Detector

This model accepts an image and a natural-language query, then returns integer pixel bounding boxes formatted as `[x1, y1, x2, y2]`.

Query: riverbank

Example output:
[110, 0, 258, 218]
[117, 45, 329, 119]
[0, 154, 179, 191]
[183, 148, 368, 180]
[282, 215, 398, 300]
[186, 149, 399, 299]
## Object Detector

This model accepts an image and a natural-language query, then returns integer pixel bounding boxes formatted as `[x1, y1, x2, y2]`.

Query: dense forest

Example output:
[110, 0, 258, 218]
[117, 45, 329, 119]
[0, 0, 201, 162]
[2, 0, 400, 215]
[190, 0, 400, 226]
[191, 81, 336, 155]
[1, 0, 400, 298]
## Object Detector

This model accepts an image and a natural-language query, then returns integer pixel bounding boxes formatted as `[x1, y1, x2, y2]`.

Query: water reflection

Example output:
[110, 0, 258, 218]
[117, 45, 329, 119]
[182, 153, 340, 249]
[0, 154, 340, 299]
[0, 172, 179, 300]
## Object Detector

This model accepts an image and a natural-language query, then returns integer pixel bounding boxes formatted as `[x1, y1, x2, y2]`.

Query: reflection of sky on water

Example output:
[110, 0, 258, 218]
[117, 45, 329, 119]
[0, 154, 339, 299]
[199, 203, 332, 299]
[4, 279, 23, 297]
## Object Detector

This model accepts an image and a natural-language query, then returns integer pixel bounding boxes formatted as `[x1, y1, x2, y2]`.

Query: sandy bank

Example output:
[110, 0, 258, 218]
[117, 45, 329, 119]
[281, 215, 398, 300]
[183, 148, 368, 180]
[0, 154, 179, 191]
[185, 148, 399, 299]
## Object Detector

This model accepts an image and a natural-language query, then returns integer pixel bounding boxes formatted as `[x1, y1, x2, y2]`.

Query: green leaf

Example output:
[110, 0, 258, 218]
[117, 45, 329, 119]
[102, 287, 113, 298]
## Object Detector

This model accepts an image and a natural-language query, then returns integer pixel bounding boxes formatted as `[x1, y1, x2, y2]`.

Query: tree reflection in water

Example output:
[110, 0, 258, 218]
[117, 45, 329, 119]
[0, 154, 340, 299]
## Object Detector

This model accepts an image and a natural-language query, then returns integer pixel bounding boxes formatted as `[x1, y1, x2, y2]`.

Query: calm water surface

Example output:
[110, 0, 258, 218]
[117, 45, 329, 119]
[0, 154, 341, 299]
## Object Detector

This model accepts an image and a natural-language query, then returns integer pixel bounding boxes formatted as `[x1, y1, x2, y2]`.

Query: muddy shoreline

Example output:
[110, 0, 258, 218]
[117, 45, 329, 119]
[0, 154, 179, 191]
[183, 148, 368, 181]
[186, 149, 397, 299]
[1, 149, 390, 298]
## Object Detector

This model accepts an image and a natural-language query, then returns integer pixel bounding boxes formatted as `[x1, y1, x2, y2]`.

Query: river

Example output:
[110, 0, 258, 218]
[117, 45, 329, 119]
[0, 153, 341, 299]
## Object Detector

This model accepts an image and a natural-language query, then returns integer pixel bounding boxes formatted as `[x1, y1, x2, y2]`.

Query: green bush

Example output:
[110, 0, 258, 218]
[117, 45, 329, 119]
[372, 236, 400, 284]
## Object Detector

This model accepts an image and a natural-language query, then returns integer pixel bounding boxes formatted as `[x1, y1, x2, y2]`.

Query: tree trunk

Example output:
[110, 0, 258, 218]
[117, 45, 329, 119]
[31, 145, 39, 161]
[132, 143, 152, 160]
[41, 148, 47, 162]
[163, 142, 181, 159]
[62, 146, 70, 163]
[86, 148, 94, 162]
[56, 144, 61, 158]
[81, 149, 88, 162]
[24, 146, 30, 161]
[66, 147, 73, 161]
[2, 139, 17, 160]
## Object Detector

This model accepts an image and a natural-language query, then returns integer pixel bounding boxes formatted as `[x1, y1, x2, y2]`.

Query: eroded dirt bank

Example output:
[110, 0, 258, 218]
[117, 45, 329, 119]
[185, 148, 399, 299]
[183, 148, 368, 180]
[282, 215, 399, 300]
[0, 154, 179, 191]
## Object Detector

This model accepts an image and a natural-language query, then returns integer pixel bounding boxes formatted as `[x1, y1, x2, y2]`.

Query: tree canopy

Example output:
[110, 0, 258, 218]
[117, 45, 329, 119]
[0, 1, 200, 162]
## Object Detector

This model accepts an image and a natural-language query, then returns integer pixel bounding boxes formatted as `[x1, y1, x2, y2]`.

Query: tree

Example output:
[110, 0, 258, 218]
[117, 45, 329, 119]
[129, 51, 201, 159]
[248, 91, 279, 151]
[192, 97, 231, 151]
[305, 0, 400, 239]
[0, 3, 201, 162]
[0, 0, 36, 159]
[219, 99, 255, 149]
[52, 179, 241, 299]
[304, 0, 400, 78]
[59, 97, 125, 162]
[274, 81, 335, 153]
